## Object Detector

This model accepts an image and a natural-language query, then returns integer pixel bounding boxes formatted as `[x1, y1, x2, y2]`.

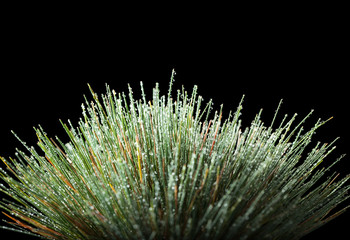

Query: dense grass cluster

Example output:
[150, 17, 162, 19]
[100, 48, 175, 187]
[1, 73, 349, 239]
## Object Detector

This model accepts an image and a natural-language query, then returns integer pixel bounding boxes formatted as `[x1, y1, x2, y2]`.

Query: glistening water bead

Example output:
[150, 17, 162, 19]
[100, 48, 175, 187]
[0, 72, 349, 240]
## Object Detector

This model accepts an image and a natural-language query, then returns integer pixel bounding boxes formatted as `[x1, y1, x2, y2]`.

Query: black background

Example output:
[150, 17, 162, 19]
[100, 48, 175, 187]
[0, 4, 349, 239]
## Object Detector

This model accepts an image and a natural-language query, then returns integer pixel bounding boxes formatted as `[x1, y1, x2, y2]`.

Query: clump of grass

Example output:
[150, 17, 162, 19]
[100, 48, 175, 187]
[1, 71, 349, 240]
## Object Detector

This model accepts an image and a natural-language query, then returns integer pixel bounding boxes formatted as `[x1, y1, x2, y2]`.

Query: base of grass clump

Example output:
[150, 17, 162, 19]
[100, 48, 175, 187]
[1, 70, 349, 240]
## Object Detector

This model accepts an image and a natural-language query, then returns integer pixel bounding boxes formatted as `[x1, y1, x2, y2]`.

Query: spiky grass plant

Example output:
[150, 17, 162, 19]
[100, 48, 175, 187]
[1, 72, 349, 240]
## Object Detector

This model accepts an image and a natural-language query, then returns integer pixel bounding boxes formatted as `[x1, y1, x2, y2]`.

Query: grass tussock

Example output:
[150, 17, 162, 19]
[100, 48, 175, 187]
[1, 71, 349, 240]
